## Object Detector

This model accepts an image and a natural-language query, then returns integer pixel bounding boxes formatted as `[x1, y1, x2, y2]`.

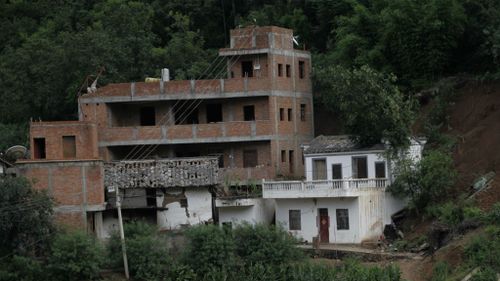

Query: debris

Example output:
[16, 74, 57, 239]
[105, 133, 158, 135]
[470, 171, 495, 195]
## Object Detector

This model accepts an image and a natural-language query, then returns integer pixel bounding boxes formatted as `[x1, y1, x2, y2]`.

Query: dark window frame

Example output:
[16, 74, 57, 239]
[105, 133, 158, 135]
[336, 209, 349, 230]
[286, 64, 291, 77]
[243, 105, 255, 121]
[352, 156, 368, 179]
[206, 103, 223, 123]
[313, 158, 327, 180]
[279, 108, 284, 121]
[281, 150, 286, 162]
[33, 137, 46, 159]
[289, 209, 301, 230]
[287, 108, 292, 121]
[241, 61, 253, 77]
[140, 106, 156, 126]
[375, 161, 386, 178]
[300, 104, 306, 121]
[62, 135, 76, 159]
[332, 164, 342, 180]
[278, 63, 283, 77]
[243, 149, 258, 168]
[298, 60, 305, 79]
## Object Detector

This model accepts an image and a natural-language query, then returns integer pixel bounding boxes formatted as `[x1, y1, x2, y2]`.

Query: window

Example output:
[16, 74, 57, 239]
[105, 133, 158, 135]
[146, 189, 156, 207]
[281, 150, 286, 162]
[299, 61, 305, 78]
[208, 150, 224, 168]
[286, 64, 291, 77]
[288, 150, 294, 173]
[278, 63, 283, 77]
[174, 103, 199, 124]
[375, 162, 386, 178]
[180, 198, 188, 208]
[336, 209, 349, 230]
[33, 138, 46, 159]
[287, 108, 292, 121]
[206, 103, 223, 123]
[62, 136, 76, 158]
[243, 150, 258, 167]
[352, 156, 368, 179]
[279, 108, 284, 121]
[140, 106, 156, 126]
[313, 159, 327, 180]
[241, 61, 253, 77]
[243, 105, 255, 121]
[289, 210, 301, 230]
[332, 164, 342, 180]
[300, 104, 306, 121]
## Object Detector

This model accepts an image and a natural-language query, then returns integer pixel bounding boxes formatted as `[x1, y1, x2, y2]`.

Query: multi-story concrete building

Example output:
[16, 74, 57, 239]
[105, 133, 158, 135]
[16, 26, 314, 237]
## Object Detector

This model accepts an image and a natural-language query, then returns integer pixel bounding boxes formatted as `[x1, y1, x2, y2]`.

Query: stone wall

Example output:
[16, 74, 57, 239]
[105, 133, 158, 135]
[104, 157, 219, 189]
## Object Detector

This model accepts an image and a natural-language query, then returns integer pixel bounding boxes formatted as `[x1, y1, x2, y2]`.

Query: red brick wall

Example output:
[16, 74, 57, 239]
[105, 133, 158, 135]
[30, 121, 99, 160]
[17, 160, 104, 229]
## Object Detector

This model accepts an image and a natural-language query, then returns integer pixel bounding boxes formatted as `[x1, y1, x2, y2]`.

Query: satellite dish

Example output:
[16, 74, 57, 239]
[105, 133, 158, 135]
[5, 145, 27, 160]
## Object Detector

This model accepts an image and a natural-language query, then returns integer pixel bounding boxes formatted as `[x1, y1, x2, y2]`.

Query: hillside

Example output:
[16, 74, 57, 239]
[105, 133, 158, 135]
[389, 80, 500, 280]
[448, 81, 500, 209]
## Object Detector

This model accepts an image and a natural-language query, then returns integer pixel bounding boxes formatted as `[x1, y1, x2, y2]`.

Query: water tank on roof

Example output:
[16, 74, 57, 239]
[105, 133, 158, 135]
[161, 68, 170, 82]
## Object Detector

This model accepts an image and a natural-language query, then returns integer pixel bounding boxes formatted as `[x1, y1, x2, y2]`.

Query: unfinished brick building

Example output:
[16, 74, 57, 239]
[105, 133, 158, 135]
[16, 26, 314, 236]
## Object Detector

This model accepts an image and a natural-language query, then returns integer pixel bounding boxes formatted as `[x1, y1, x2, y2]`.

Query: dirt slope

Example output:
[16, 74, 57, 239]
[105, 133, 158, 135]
[448, 80, 500, 209]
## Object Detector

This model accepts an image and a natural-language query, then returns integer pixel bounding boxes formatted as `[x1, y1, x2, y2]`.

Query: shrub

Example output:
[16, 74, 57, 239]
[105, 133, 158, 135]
[0, 255, 46, 281]
[464, 226, 500, 271]
[107, 221, 169, 281]
[486, 202, 500, 224]
[233, 223, 303, 266]
[47, 231, 103, 281]
[470, 267, 498, 281]
[430, 261, 450, 281]
[389, 149, 457, 213]
[183, 224, 236, 274]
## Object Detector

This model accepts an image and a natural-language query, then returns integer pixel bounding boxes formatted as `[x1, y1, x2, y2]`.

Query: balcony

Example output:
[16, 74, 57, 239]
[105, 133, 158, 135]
[104, 157, 219, 189]
[262, 178, 389, 199]
[99, 120, 272, 146]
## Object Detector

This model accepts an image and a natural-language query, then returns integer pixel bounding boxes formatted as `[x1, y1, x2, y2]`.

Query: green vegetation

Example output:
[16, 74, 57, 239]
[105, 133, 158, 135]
[388, 149, 457, 213]
[47, 231, 104, 281]
[0, 177, 54, 256]
[315, 65, 414, 148]
[1, 0, 500, 149]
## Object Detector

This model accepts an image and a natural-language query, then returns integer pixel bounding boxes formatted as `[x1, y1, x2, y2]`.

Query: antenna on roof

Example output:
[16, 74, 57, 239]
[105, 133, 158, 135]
[76, 66, 105, 97]
[292, 35, 299, 46]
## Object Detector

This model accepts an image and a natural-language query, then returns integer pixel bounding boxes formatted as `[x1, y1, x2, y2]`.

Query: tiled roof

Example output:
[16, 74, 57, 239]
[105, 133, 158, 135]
[304, 135, 386, 154]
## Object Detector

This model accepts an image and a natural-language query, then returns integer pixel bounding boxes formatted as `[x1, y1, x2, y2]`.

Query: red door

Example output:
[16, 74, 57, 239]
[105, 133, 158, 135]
[319, 208, 329, 243]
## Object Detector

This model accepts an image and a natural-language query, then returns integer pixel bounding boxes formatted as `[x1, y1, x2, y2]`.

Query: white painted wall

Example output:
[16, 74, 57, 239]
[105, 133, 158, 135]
[218, 198, 275, 227]
[275, 191, 406, 244]
[275, 197, 360, 243]
[156, 187, 213, 230]
[304, 152, 386, 181]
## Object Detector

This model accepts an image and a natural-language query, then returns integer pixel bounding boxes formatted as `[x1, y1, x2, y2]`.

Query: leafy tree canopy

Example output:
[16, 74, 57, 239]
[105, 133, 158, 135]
[315, 65, 414, 148]
[0, 177, 54, 256]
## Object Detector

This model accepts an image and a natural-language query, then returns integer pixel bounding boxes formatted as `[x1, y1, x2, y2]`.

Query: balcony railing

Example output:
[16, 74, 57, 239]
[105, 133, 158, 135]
[262, 178, 388, 198]
[104, 157, 219, 189]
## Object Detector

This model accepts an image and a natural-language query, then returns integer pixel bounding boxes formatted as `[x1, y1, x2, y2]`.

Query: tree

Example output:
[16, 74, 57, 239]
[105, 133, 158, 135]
[0, 177, 54, 256]
[388, 149, 457, 212]
[314, 65, 414, 148]
[107, 221, 170, 280]
[47, 231, 103, 281]
[233, 223, 303, 266]
[183, 224, 236, 274]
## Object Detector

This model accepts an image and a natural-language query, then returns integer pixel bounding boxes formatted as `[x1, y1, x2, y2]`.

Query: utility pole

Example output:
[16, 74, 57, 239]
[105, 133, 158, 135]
[116, 187, 130, 279]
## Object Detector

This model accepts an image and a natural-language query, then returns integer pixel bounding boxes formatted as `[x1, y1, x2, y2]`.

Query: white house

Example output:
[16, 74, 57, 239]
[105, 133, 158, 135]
[262, 135, 425, 244]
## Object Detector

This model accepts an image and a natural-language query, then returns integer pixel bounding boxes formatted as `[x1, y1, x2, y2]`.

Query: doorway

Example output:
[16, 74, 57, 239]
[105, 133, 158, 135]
[318, 208, 329, 243]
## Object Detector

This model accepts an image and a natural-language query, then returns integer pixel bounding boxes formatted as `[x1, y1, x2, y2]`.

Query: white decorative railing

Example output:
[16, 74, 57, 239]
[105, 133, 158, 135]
[262, 178, 388, 198]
